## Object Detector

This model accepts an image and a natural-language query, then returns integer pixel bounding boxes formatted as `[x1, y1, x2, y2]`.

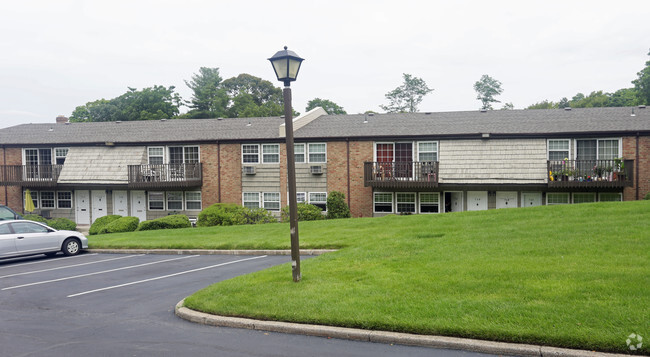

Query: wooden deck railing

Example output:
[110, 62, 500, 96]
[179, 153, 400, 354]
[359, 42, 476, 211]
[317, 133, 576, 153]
[128, 163, 202, 189]
[364, 161, 439, 188]
[0, 165, 62, 187]
[547, 159, 633, 188]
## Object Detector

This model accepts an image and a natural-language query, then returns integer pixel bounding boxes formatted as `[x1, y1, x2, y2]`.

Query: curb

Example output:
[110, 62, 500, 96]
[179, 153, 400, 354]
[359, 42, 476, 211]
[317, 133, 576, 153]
[87, 248, 336, 256]
[175, 300, 631, 357]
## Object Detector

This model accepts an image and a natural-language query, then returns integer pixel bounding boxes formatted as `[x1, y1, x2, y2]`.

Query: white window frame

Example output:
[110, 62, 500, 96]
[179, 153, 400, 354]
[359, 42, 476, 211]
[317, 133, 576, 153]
[294, 143, 306, 163]
[24, 190, 39, 209]
[547, 139, 571, 160]
[54, 148, 69, 165]
[373, 192, 394, 213]
[396, 192, 416, 214]
[598, 192, 622, 202]
[417, 141, 438, 162]
[288, 192, 306, 204]
[307, 143, 327, 163]
[40, 191, 55, 209]
[262, 144, 280, 164]
[166, 191, 184, 211]
[572, 192, 596, 204]
[243, 192, 261, 209]
[148, 147, 165, 165]
[546, 192, 570, 205]
[168, 145, 200, 164]
[419, 192, 440, 214]
[148, 192, 165, 211]
[56, 191, 73, 209]
[262, 192, 281, 211]
[242, 144, 260, 164]
[573, 138, 622, 160]
[308, 192, 328, 211]
[185, 191, 202, 211]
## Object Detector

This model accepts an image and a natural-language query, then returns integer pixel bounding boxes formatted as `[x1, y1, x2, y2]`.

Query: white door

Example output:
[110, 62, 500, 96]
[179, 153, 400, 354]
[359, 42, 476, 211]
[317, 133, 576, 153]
[496, 191, 518, 209]
[130, 191, 147, 222]
[467, 191, 488, 211]
[444, 192, 463, 213]
[113, 190, 128, 216]
[521, 192, 542, 208]
[91, 190, 107, 223]
[75, 190, 90, 225]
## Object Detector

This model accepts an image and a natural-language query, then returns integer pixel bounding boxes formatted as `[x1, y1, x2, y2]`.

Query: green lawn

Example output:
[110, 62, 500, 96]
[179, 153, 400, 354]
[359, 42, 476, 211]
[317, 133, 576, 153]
[91, 201, 649, 353]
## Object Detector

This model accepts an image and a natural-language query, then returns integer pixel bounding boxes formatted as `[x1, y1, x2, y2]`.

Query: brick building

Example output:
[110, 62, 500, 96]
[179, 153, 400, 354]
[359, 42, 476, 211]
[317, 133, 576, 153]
[1, 106, 648, 224]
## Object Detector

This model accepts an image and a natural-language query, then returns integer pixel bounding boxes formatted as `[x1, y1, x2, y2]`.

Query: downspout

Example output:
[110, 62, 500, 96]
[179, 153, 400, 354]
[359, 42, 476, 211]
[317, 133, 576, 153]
[2, 146, 7, 205]
[217, 141, 221, 203]
[636, 133, 640, 200]
[346, 138, 351, 208]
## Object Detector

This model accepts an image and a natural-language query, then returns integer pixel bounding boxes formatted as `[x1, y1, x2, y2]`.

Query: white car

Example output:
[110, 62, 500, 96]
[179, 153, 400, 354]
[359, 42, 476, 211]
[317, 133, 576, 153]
[0, 220, 88, 259]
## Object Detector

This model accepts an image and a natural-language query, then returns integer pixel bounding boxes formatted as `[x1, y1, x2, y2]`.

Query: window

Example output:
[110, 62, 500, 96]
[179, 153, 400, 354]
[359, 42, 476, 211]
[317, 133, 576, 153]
[148, 147, 164, 165]
[24, 190, 39, 209]
[418, 142, 438, 162]
[376, 143, 394, 162]
[55, 148, 68, 165]
[243, 192, 260, 210]
[308, 143, 326, 163]
[598, 140, 619, 160]
[148, 192, 164, 210]
[374, 192, 393, 213]
[396, 193, 416, 213]
[23, 148, 52, 179]
[309, 192, 327, 211]
[167, 192, 183, 210]
[548, 140, 570, 161]
[11, 222, 49, 234]
[40, 192, 55, 208]
[547, 193, 569, 205]
[262, 144, 280, 163]
[263, 192, 280, 211]
[185, 192, 202, 210]
[169, 146, 199, 164]
[419, 192, 440, 213]
[573, 192, 596, 204]
[576, 139, 620, 160]
[599, 193, 622, 202]
[242, 144, 260, 164]
[296, 192, 306, 203]
[0, 224, 11, 234]
[57, 192, 72, 209]
[294, 143, 305, 163]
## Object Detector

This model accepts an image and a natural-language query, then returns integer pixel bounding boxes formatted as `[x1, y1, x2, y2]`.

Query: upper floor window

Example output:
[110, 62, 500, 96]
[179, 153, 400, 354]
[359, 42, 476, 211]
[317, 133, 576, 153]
[242, 145, 259, 163]
[148, 147, 164, 165]
[170, 146, 199, 164]
[262, 144, 280, 163]
[417, 142, 438, 162]
[308, 143, 326, 163]
[23, 148, 52, 166]
[294, 143, 306, 163]
[548, 140, 570, 160]
[576, 139, 620, 160]
[55, 148, 68, 165]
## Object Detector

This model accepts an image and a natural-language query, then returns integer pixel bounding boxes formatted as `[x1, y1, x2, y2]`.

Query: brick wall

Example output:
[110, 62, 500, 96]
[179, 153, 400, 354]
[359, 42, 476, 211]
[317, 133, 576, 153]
[219, 143, 242, 205]
[0, 147, 23, 211]
[200, 144, 219, 206]
[623, 135, 650, 200]
[328, 141, 374, 218]
[326, 140, 349, 205]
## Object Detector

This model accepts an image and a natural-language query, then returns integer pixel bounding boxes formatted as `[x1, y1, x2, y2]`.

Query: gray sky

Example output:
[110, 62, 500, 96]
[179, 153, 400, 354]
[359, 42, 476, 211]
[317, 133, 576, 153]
[1, 0, 649, 129]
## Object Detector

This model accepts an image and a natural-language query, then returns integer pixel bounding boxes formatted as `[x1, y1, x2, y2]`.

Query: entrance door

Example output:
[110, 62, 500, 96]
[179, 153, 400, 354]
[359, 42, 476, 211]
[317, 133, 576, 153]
[521, 192, 542, 207]
[75, 190, 90, 225]
[467, 191, 488, 211]
[394, 143, 413, 178]
[91, 190, 107, 223]
[113, 190, 128, 216]
[130, 191, 147, 222]
[496, 191, 517, 209]
[444, 192, 463, 213]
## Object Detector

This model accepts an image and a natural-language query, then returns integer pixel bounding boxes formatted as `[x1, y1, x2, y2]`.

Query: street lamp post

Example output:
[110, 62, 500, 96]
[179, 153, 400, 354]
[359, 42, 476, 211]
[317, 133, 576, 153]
[268, 46, 304, 282]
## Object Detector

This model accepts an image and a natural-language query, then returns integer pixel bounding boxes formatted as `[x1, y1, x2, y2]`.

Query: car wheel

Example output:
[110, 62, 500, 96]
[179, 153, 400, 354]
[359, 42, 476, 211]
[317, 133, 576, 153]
[62, 238, 81, 256]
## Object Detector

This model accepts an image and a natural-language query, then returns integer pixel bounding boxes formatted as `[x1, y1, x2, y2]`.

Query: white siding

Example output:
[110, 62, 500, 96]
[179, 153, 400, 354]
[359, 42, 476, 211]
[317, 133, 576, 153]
[439, 139, 547, 184]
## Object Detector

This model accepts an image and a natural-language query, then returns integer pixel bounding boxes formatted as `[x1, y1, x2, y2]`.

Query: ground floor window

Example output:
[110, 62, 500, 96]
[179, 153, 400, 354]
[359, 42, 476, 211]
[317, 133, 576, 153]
[57, 192, 72, 208]
[308, 192, 327, 211]
[148, 192, 165, 210]
[547, 193, 570, 205]
[166, 191, 184, 211]
[572, 192, 596, 204]
[419, 192, 440, 213]
[374, 192, 393, 213]
[185, 192, 202, 210]
[40, 191, 55, 208]
[263, 192, 281, 211]
[396, 193, 416, 214]
[23, 191, 39, 209]
[243, 192, 260, 210]
[599, 192, 622, 202]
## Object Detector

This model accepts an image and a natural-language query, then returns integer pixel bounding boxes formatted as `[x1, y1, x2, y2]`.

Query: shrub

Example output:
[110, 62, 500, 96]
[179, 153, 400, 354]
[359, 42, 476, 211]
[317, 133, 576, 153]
[326, 191, 351, 219]
[101, 216, 139, 234]
[645, 192, 650, 200]
[242, 207, 278, 224]
[23, 214, 48, 223]
[197, 203, 248, 227]
[281, 203, 325, 222]
[89, 215, 121, 235]
[47, 218, 77, 231]
[137, 214, 191, 231]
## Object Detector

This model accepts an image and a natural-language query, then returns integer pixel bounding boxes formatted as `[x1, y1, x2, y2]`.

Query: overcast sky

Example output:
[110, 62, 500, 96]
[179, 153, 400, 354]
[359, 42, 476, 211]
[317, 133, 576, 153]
[1, 0, 649, 129]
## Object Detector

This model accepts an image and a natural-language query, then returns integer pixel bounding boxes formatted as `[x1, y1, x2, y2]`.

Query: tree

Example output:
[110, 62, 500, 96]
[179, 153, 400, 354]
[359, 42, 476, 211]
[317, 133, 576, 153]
[380, 73, 433, 113]
[632, 49, 650, 105]
[500, 102, 514, 110]
[608, 88, 639, 107]
[326, 191, 351, 219]
[527, 100, 557, 110]
[474, 74, 503, 110]
[305, 98, 347, 114]
[569, 91, 610, 108]
[184, 67, 228, 119]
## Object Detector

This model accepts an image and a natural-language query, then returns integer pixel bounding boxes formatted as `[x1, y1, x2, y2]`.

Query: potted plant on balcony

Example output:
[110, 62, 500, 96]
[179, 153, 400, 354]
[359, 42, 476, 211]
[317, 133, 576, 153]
[593, 165, 605, 180]
[613, 158, 626, 181]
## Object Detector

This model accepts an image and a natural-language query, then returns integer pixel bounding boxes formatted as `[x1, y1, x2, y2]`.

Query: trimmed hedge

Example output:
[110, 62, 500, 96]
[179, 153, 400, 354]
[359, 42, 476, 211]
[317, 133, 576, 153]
[101, 216, 139, 234]
[197, 204, 277, 227]
[137, 214, 191, 231]
[24, 215, 76, 231]
[281, 203, 325, 222]
[23, 214, 48, 224]
[326, 191, 351, 219]
[89, 215, 121, 235]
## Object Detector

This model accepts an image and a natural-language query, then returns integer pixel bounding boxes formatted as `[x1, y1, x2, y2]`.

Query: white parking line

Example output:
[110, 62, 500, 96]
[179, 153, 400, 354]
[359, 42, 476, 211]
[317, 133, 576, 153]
[0, 254, 143, 279]
[67, 255, 268, 298]
[2, 255, 199, 291]
[0, 254, 98, 270]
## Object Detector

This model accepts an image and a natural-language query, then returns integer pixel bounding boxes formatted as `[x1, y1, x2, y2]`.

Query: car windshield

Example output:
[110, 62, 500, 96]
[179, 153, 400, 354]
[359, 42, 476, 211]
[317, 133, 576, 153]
[0, 207, 18, 221]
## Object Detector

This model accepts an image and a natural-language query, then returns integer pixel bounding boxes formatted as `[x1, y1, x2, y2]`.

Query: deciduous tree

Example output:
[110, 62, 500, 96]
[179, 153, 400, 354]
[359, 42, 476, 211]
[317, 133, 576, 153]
[380, 73, 433, 113]
[474, 74, 503, 110]
[632, 49, 650, 105]
[306, 98, 347, 114]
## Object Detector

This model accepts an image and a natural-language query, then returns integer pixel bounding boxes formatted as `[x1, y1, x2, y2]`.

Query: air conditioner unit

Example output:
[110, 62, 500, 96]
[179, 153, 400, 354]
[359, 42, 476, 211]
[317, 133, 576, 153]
[243, 166, 256, 175]
[310, 165, 323, 175]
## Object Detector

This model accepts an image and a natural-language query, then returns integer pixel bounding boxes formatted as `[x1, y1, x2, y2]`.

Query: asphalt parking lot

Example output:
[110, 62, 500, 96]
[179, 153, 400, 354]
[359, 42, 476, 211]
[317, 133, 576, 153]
[0, 253, 494, 357]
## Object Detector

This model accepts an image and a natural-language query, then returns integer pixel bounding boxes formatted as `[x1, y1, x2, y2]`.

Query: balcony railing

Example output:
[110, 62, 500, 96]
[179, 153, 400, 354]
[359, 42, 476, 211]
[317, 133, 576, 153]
[547, 159, 633, 188]
[0, 165, 62, 187]
[128, 163, 202, 189]
[364, 161, 439, 188]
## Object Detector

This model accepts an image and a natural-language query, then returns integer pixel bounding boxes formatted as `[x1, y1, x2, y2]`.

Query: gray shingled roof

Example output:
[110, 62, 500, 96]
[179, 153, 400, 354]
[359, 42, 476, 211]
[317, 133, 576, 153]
[0, 117, 285, 145]
[294, 107, 650, 139]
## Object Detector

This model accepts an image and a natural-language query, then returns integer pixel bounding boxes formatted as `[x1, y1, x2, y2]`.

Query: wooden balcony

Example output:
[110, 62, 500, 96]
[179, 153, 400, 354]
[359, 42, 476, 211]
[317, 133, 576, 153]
[547, 159, 633, 188]
[364, 161, 439, 188]
[0, 165, 62, 187]
[128, 163, 202, 189]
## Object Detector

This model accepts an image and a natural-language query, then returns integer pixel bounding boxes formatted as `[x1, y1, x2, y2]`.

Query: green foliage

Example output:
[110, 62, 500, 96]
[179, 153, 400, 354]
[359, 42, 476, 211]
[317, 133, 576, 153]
[281, 203, 325, 222]
[474, 74, 503, 110]
[306, 98, 347, 114]
[70, 86, 182, 122]
[184, 67, 228, 118]
[197, 203, 277, 227]
[101, 216, 139, 234]
[89, 215, 121, 235]
[632, 49, 650, 105]
[23, 214, 48, 223]
[137, 215, 191, 231]
[644, 192, 650, 200]
[380, 73, 433, 113]
[326, 191, 351, 219]
[241, 207, 278, 224]
[47, 218, 76, 231]
[500, 102, 514, 110]
[527, 100, 558, 109]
